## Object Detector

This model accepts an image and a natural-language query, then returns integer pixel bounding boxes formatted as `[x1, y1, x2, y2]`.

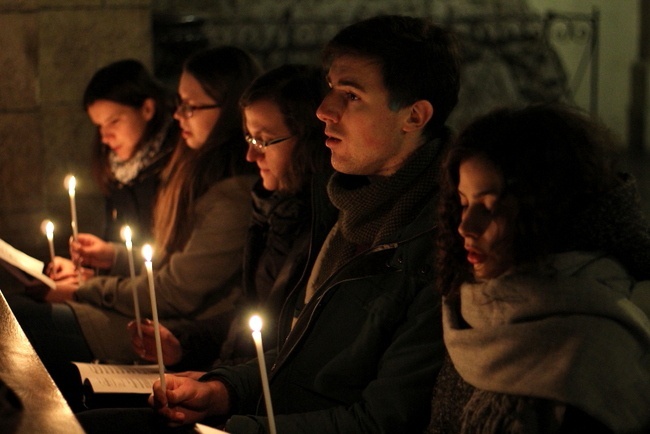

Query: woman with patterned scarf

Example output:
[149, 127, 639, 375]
[429, 103, 650, 434]
[83, 59, 180, 244]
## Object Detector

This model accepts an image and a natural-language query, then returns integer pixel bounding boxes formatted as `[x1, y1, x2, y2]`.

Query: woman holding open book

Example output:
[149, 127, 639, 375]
[7, 46, 261, 408]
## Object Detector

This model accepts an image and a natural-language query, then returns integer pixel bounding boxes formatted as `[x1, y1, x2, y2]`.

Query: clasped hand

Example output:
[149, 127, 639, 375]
[33, 232, 112, 303]
[33, 256, 93, 302]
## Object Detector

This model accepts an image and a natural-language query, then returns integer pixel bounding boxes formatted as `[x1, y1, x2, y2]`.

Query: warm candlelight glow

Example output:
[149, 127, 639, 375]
[249, 313, 276, 434]
[65, 174, 79, 241]
[121, 225, 133, 245]
[123, 225, 141, 339]
[65, 175, 76, 197]
[249, 315, 263, 333]
[142, 244, 153, 262]
[41, 219, 56, 264]
[41, 220, 54, 240]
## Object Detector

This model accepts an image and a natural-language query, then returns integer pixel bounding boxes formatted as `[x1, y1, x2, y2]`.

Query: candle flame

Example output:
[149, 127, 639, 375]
[142, 244, 153, 262]
[249, 315, 263, 332]
[64, 174, 76, 194]
[121, 225, 132, 243]
[41, 219, 54, 238]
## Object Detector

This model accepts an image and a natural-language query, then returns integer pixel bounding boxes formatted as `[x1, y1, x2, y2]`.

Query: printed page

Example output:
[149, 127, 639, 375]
[0, 239, 55, 289]
[194, 424, 229, 434]
[72, 362, 160, 394]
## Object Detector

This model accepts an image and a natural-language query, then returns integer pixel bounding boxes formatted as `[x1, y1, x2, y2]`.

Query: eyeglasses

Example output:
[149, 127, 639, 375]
[245, 134, 294, 152]
[175, 100, 221, 118]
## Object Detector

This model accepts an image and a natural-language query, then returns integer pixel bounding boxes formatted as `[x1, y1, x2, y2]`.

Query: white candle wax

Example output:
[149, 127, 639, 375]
[122, 226, 142, 340]
[249, 315, 277, 434]
[142, 244, 166, 392]
[65, 175, 79, 241]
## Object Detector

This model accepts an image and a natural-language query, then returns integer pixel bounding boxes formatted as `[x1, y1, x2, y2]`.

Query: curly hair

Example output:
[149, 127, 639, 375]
[436, 103, 618, 296]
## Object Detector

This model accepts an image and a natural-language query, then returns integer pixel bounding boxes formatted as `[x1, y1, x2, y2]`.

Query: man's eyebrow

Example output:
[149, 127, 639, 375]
[326, 74, 366, 92]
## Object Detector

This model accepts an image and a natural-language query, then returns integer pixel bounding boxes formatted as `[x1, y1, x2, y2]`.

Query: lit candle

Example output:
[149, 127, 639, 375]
[65, 175, 79, 241]
[41, 220, 56, 264]
[142, 244, 166, 392]
[249, 315, 276, 434]
[121, 225, 142, 340]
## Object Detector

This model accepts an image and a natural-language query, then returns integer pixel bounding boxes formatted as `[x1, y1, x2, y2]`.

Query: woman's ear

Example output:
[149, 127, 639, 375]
[403, 100, 434, 133]
[141, 98, 156, 122]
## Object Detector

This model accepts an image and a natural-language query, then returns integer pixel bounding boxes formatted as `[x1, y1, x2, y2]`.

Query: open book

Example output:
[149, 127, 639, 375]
[73, 362, 230, 432]
[72, 362, 160, 394]
[0, 238, 55, 289]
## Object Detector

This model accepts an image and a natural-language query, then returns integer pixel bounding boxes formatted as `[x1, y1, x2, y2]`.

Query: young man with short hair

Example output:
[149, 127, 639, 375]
[81, 15, 461, 434]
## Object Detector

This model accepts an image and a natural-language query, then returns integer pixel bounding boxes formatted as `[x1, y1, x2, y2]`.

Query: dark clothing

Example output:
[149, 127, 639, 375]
[571, 172, 650, 281]
[75, 175, 337, 430]
[203, 140, 446, 433]
[103, 123, 179, 244]
[77, 408, 189, 434]
[170, 176, 337, 371]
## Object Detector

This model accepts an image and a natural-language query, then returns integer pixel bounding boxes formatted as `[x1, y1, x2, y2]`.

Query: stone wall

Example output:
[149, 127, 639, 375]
[0, 0, 152, 290]
[152, 0, 530, 79]
[152, 0, 573, 130]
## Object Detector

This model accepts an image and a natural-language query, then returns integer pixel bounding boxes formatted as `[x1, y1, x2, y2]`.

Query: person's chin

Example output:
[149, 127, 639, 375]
[185, 139, 202, 149]
[472, 264, 502, 281]
[330, 156, 356, 175]
[261, 175, 278, 191]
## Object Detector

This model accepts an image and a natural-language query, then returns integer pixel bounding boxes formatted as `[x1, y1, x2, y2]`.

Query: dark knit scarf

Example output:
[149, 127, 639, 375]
[245, 179, 308, 304]
[313, 140, 441, 289]
[571, 172, 650, 280]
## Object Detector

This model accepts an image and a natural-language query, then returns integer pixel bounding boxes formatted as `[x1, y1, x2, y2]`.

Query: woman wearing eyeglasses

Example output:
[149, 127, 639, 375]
[126, 64, 337, 372]
[7, 46, 261, 409]
[83, 59, 180, 245]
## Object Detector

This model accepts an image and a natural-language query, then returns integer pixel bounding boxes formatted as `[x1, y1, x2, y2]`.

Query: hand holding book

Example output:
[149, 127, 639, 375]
[0, 238, 56, 289]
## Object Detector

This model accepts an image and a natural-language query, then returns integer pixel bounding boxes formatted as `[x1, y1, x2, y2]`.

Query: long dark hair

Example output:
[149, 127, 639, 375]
[239, 64, 331, 193]
[83, 59, 175, 194]
[437, 103, 617, 297]
[153, 46, 261, 257]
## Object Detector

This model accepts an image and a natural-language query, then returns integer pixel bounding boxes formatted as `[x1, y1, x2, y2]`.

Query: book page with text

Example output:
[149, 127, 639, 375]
[73, 362, 160, 394]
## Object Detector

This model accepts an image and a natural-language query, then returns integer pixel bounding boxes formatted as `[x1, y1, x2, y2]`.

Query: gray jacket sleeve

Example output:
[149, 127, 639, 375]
[74, 176, 255, 319]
